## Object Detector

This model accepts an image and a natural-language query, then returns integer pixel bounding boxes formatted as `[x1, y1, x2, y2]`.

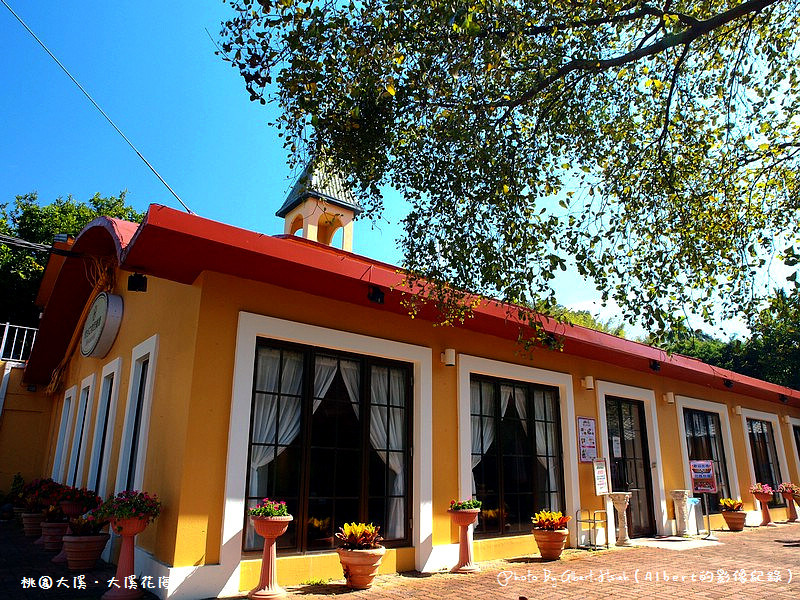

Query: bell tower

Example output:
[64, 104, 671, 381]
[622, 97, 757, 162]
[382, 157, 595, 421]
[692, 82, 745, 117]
[276, 162, 362, 252]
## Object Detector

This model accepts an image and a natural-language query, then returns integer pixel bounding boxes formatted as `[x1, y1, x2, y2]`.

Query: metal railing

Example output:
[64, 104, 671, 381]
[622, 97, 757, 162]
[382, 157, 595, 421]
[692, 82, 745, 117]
[0, 322, 37, 362]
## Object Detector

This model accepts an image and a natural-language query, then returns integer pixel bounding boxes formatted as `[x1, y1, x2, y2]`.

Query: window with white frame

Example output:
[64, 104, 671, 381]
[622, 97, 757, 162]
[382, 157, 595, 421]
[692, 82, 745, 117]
[52, 387, 76, 482]
[115, 336, 157, 493]
[682, 408, 731, 510]
[244, 339, 413, 553]
[746, 418, 785, 507]
[66, 379, 93, 487]
[470, 375, 564, 537]
[87, 359, 121, 495]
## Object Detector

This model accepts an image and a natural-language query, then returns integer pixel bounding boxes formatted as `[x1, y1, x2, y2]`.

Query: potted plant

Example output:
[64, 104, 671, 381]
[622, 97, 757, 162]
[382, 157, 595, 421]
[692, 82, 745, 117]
[531, 510, 571, 560]
[335, 523, 385, 589]
[96, 490, 161, 600]
[59, 486, 102, 518]
[40, 504, 69, 551]
[9, 473, 25, 522]
[750, 483, 774, 526]
[20, 478, 62, 538]
[448, 499, 482, 573]
[777, 483, 799, 522]
[246, 498, 293, 599]
[719, 498, 746, 531]
[62, 509, 111, 571]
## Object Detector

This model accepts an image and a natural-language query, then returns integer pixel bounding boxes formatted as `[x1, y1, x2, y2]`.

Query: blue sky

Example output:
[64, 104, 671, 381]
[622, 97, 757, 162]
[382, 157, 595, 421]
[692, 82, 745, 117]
[0, 0, 409, 264]
[1, 1, 757, 339]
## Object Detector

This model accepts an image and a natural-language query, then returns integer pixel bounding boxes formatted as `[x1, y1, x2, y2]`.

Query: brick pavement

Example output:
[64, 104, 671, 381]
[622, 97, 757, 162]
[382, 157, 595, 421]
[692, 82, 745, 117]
[0, 519, 159, 600]
[2, 516, 798, 599]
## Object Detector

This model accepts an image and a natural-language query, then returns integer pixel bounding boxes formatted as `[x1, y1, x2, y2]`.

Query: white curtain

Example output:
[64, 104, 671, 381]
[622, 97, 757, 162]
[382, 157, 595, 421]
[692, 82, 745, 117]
[367, 367, 406, 539]
[340, 359, 361, 415]
[247, 349, 304, 546]
[313, 356, 339, 411]
[471, 381, 509, 494]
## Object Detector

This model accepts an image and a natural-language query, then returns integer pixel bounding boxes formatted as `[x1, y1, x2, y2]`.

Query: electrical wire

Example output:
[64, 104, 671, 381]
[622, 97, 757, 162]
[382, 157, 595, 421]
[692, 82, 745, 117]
[0, 233, 50, 252]
[0, 0, 194, 215]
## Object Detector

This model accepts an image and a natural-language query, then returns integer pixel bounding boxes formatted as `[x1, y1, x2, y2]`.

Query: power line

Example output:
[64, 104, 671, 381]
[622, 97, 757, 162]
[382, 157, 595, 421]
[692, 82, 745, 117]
[1, 0, 194, 215]
[0, 233, 50, 252]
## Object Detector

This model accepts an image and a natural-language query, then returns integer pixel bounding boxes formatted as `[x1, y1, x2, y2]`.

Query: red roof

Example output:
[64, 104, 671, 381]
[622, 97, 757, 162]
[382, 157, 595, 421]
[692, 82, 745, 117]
[23, 205, 800, 408]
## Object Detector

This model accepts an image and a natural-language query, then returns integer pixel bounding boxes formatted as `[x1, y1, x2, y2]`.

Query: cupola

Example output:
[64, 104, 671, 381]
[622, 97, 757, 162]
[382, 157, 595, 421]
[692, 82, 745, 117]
[276, 162, 362, 251]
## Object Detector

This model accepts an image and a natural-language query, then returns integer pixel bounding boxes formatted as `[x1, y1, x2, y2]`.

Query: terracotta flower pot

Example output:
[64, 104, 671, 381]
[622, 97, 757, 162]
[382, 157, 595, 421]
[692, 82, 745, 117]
[448, 509, 480, 573]
[753, 492, 774, 526]
[109, 517, 149, 537]
[532, 528, 569, 560]
[63, 533, 110, 571]
[721, 511, 746, 532]
[60, 500, 86, 519]
[21, 512, 43, 537]
[41, 522, 70, 550]
[336, 546, 386, 589]
[780, 492, 798, 522]
[249, 515, 292, 599]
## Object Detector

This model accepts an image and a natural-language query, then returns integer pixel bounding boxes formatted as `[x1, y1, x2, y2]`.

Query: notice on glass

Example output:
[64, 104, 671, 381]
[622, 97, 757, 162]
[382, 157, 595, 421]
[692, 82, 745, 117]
[612, 436, 622, 458]
[689, 460, 718, 494]
[593, 458, 610, 495]
[577, 416, 597, 462]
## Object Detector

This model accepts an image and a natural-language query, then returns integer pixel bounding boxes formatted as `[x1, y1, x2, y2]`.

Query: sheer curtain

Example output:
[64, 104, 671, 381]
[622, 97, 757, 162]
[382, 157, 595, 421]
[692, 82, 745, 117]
[367, 368, 406, 538]
[471, 382, 509, 494]
[247, 349, 304, 546]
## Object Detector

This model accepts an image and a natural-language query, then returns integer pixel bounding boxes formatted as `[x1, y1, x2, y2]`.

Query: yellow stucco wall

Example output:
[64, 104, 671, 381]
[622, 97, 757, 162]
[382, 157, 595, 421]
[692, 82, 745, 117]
[0, 363, 51, 491]
[46, 274, 202, 565]
[41, 266, 800, 588]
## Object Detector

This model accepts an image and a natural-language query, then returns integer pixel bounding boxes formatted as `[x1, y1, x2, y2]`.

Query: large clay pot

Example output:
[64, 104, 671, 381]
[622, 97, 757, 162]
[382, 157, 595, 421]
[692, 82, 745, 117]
[63, 533, 111, 571]
[532, 529, 569, 560]
[448, 508, 480, 573]
[249, 515, 293, 599]
[336, 546, 386, 589]
[41, 522, 70, 550]
[21, 512, 44, 537]
[721, 511, 746, 532]
[60, 500, 86, 519]
[753, 492, 774, 526]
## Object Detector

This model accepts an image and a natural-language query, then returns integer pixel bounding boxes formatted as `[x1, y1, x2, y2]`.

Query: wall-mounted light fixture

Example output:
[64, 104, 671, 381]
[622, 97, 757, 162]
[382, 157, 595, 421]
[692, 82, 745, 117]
[733, 405, 742, 415]
[367, 285, 384, 304]
[649, 360, 661, 372]
[127, 273, 148, 292]
[779, 394, 788, 404]
[580, 376, 594, 390]
[663, 392, 675, 404]
[441, 348, 456, 367]
[723, 379, 733, 389]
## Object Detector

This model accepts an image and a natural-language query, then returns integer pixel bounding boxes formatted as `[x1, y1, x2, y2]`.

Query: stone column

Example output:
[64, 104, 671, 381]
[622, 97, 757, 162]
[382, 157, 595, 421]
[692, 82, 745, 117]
[608, 492, 633, 546]
[670, 490, 691, 536]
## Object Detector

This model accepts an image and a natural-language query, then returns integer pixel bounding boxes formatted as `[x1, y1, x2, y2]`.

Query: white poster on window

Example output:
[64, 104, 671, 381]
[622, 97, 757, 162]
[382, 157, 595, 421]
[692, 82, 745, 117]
[577, 416, 597, 462]
[612, 435, 622, 458]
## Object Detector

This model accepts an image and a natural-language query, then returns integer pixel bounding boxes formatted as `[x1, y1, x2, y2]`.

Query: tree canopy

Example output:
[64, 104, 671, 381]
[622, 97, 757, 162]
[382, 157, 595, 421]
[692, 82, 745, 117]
[665, 291, 800, 389]
[0, 193, 143, 327]
[221, 0, 800, 342]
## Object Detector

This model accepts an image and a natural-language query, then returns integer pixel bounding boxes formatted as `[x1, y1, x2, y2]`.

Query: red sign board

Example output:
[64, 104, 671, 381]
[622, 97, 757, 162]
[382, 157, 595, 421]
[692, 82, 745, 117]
[689, 460, 718, 494]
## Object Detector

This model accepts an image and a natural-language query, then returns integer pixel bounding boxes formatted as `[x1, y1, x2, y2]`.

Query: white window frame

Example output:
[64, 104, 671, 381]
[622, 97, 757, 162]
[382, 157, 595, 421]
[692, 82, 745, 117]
[52, 386, 77, 482]
[788, 417, 800, 482]
[740, 408, 789, 488]
[596, 380, 668, 536]
[115, 335, 158, 493]
[87, 357, 122, 496]
[675, 395, 740, 499]
[457, 355, 580, 544]
[206, 312, 433, 599]
[66, 374, 96, 487]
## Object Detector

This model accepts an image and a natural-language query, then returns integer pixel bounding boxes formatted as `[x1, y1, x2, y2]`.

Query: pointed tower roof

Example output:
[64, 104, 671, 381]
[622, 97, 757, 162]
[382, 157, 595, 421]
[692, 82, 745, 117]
[276, 162, 363, 218]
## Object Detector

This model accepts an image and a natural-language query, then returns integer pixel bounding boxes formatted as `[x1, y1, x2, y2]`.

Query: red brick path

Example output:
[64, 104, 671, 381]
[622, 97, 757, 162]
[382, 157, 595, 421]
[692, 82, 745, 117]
[286, 522, 800, 599]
